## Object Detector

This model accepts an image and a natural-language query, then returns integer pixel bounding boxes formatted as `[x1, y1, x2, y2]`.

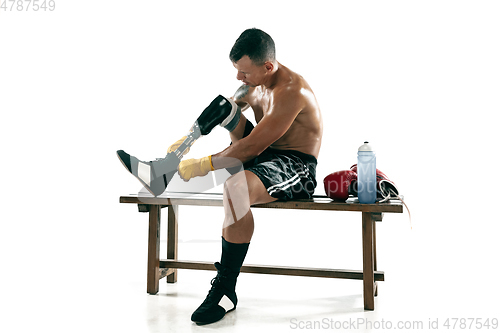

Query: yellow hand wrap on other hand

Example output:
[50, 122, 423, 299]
[178, 156, 214, 181]
[167, 136, 190, 155]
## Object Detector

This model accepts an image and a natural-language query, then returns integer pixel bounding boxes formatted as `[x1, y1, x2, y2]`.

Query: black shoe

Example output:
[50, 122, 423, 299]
[191, 263, 238, 325]
[116, 150, 181, 196]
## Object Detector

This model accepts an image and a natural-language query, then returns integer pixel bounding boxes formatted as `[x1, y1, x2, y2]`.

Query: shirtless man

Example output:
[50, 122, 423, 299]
[182, 28, 323, 325]
[117, 28, 323, 325]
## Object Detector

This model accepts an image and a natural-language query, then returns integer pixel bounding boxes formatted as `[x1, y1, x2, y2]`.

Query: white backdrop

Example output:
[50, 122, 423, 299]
[1, 0, 499, 332]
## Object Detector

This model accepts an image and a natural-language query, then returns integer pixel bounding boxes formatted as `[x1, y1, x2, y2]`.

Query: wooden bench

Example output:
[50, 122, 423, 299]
[119, 191, 403, 310]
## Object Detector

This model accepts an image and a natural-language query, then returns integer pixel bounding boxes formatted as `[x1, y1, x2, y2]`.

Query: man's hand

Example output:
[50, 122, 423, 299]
[178, 156, 214, 181]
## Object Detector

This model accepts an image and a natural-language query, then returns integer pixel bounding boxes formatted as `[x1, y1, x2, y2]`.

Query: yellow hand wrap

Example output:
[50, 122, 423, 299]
[178, 156, 214, 181]
[167, 136, 190, 155]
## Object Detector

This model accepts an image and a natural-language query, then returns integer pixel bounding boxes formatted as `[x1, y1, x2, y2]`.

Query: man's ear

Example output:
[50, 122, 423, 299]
[264, 61, 274, 73]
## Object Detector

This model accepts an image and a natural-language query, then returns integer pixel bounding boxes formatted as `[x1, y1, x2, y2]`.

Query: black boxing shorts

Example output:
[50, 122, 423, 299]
[244, 148, 317, 201]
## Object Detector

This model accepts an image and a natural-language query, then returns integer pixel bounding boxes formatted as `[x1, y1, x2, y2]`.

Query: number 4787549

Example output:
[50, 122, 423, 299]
[1, 0, 56, 11]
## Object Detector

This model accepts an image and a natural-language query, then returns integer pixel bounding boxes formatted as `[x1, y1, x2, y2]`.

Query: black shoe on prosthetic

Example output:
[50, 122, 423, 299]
[116, 150, 180, 196]
[191, 262, 238, 325]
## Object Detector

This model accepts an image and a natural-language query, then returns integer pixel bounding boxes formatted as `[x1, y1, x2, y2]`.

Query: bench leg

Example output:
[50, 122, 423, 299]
[167, 205, 178, 283]
[362, 212, 375, 310]
[373, 220, 378, 297]
[147, 205, 161, 295]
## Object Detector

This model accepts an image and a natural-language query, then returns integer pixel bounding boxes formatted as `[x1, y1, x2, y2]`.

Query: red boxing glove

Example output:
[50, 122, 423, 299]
[324, 170, 357, 201]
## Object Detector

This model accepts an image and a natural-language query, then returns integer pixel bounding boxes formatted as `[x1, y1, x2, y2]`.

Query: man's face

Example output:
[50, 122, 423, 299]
[233, 55, 267, 87]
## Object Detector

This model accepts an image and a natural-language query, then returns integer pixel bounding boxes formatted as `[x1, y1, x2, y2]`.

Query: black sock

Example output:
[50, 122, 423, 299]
[216, 237, 249, 290]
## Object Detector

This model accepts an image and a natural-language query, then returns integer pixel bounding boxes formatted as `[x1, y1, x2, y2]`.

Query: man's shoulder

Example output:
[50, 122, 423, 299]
[272, 79, 308, 104]
[276, 67, 310, 95]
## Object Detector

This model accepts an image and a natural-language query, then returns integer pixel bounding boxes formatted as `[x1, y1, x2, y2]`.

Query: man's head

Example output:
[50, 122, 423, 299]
[230, 28, 277, 87]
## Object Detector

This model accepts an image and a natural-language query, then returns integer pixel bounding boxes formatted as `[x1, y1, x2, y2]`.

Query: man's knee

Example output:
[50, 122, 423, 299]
[223, 171, 250, 201]
[223, 171, 251, 222]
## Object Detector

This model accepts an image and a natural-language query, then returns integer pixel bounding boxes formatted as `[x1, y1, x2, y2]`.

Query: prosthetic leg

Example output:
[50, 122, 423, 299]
[117, 95, 241, 196]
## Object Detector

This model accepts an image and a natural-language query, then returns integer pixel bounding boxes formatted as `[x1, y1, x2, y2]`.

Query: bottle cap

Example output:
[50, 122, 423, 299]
[358, 141, 374, 152]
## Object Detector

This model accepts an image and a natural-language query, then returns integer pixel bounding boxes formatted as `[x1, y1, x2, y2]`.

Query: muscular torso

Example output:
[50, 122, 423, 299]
[235, 64, 323, 159]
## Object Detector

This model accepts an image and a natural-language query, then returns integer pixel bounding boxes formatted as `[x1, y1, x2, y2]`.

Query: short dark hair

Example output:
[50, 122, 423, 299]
[229, 28, 276, 66]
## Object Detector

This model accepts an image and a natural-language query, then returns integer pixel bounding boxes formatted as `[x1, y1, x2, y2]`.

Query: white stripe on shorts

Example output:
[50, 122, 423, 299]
[267, 167, 309, 196]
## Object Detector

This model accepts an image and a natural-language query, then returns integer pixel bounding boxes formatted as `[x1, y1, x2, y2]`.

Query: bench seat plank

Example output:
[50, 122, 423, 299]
[120, 192, 403, 213]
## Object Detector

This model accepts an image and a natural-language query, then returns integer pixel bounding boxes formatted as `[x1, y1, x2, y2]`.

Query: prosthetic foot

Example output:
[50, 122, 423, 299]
[116, 124, 199, 196]
[117, 95, 241, 196]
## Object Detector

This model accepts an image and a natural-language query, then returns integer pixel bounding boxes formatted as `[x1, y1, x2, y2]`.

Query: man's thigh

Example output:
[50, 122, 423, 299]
[225, 170, 277, 206]
[244, 170, 277, 205]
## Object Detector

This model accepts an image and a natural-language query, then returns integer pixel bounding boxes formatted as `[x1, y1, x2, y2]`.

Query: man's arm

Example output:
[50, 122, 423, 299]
[229, 84, 252, 143]
[232, 84, 251, 111]
[212, 86, 305, 169]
